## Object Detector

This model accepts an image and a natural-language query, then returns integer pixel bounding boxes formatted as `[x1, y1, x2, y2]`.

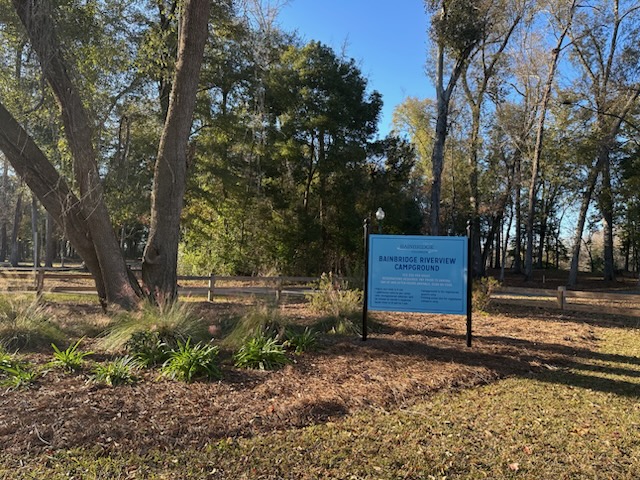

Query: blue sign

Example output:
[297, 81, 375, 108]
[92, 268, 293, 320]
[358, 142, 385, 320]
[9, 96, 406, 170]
[367, 235, 468, 315]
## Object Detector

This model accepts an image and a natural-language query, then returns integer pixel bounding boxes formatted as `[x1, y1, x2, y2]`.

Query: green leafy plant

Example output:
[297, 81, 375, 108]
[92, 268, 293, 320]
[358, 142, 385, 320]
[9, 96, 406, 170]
[125, 331, 170, 367]
[49, 339, 92, 372]
[160, 339, 221, 382]
[285, 327, 318, 354]
[221, 304, 286, 350]
[0, 297, 64, 351]
[233, 332, 290, 370]
[99, 300, 208, 352]
[306, 273, 362, 321]
[91, 356, 138, 387]
[0, 362, 38, 389]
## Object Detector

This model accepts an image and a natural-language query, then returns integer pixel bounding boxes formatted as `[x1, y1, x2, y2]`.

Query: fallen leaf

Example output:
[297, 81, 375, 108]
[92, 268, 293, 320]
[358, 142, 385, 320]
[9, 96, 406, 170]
[508, 462, 519, 472]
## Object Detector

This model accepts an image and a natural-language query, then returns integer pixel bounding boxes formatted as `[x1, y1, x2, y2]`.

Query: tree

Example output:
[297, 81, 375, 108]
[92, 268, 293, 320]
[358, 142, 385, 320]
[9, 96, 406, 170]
[566, 0, 640, 285]
[461, 0, 523, 275]
[0, 0, 211, 307]
[523, 0, 576, 280]
[426, 0, 488, 234]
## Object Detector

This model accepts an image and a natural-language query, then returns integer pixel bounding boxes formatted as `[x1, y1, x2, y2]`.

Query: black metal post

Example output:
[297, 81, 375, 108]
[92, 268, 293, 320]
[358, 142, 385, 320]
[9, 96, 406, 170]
[466, 223, 473, 347]
[362, 218, 370, 341]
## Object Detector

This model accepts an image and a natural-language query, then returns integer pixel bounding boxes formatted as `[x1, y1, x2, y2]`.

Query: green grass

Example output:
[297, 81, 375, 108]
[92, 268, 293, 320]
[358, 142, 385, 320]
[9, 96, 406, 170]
[2, 324, 639, 478]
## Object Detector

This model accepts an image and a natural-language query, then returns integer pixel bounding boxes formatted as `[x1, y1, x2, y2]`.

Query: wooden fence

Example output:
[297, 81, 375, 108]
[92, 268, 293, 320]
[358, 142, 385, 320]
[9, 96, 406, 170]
[3, 268, 639, 316]
[491, 286, 640, 317]
[0, 269, 319, 303]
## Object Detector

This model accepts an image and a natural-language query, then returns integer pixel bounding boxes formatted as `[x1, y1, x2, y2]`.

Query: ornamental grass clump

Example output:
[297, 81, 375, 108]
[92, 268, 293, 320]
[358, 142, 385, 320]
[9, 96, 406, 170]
[160, 339, 221, 382]
[0, 296, 64, 351]
[306, 273, 362, 322]
[125, 330, 170, 367]
[221, 304, 286, 350]
[91, 356, 138, 387]
[49, 339, 93, 372]
[233, 331, 290, 370]
[99, 300, 208, 352]
[0, 358, 38, 390]
[284, 327, 318, 354]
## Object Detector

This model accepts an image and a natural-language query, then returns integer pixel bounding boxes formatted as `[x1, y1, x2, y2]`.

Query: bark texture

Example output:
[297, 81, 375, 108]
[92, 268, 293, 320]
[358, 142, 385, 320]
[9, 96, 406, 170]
[143, 0, 211, 300]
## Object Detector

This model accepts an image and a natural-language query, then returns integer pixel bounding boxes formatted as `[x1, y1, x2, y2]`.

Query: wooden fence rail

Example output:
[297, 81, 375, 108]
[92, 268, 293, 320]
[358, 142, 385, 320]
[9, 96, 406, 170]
[0, 269, 320, 303]
[492, 286, 640, 317]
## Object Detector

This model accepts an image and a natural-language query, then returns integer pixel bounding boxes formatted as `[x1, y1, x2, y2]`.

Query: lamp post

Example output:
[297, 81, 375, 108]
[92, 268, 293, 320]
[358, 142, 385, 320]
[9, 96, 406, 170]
[375, 207, 385, 234]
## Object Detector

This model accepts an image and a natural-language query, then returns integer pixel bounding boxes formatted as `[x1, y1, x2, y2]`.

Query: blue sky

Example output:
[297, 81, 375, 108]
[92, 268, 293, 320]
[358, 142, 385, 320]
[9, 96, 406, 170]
[277, 1, 433, 137]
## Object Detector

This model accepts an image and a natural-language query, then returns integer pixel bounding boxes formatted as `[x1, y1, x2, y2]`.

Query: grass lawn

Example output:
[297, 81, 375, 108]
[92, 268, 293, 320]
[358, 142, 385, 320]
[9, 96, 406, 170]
[1, 312, 638, 479]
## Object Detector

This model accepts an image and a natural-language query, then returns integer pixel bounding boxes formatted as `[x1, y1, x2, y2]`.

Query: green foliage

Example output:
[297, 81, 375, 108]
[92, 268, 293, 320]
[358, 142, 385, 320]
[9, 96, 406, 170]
[472, 277, 500, 312]
[233, 331, 290, 370]
[160, 339, 221, 383]
[0, 362, 37, 390]
[0, 297, 64, 351]
[49, 339, 92, 372]
[429, 0, 488, 55]
[99, 301, 207, 352]
[284, 327, 318, 354]
[307, 273, 362, 320]
[221, 304, 286, 350]
[90, 356, 138, 387]
[124, 330, 170, 367]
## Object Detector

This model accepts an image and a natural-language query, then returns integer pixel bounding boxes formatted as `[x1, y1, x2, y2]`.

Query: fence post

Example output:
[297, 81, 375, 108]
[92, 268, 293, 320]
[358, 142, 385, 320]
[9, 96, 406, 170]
[207, 274, 215, 302]
[275, 278, 283, 304]
[557, 286, 566, 310]
[35, 269, 45, 298]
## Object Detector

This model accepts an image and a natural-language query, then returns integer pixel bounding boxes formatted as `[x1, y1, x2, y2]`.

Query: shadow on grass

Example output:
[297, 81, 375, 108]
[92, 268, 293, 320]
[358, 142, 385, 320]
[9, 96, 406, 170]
[490, 301, 640, 330]
[346, 332, 640, 400]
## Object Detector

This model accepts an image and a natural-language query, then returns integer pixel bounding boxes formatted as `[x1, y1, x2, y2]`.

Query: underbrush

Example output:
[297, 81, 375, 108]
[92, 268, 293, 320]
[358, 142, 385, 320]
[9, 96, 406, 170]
[0, 296, 64, 350]
[4, 323, 638, 479]
[98, 300, 209, 352]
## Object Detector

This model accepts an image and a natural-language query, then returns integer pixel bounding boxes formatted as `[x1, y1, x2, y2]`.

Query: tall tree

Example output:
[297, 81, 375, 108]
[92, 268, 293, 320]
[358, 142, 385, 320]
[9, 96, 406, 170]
[523, 0, 576, 280]
[566, 0, 640, 285]
[461, 0, 522, 275]
[0, 0, 211, 307]
[426, 0, 487, 234]
[142, 0, 212, 301]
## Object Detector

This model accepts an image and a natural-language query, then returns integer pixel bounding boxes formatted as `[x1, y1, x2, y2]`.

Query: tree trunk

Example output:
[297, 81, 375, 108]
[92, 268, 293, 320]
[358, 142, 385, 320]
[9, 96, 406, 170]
[600, 157, 616, 281]
[0, 100, 107, 301]
[525, 1, 575, 280]
[568, 153, 603, 286]
[45, 211, 56, 268]
[0, 158, 8, 262]
[31, 195, 40, 268]
[12, 0, 137, 308]
[513, 156, 522, 274]
[143, 0, 211, 301]
[10, 193, 22, 267]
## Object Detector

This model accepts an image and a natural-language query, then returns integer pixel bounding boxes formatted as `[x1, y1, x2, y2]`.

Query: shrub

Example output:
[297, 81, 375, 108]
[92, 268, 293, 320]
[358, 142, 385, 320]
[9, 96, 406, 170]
[285, 327, 318, 354]
[99, 300, 207, 352]
[160, 339, 221, 382]
[125, 331, 170, 367]
[234, 331, 290, 370]
[307, 273, 362, 321]
[221, 304, 286, 350]
[91, 356, 138, 386]
[0, 297, 64, 351]
[49, 339, 92, 372]
[472, 277, 500, 312]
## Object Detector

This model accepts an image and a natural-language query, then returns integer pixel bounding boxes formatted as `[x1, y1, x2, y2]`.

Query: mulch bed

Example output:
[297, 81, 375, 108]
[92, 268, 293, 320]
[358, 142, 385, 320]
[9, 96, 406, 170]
[0, 297, 606, 456]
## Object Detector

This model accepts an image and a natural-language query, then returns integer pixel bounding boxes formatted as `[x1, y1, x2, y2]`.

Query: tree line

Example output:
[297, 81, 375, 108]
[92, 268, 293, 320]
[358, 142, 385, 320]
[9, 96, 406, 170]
[0, 0, 639, 309]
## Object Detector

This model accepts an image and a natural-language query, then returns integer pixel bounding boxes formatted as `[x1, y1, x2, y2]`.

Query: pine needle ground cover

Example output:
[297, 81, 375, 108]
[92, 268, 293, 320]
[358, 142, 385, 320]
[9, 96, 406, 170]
[0, 299, 638, 479]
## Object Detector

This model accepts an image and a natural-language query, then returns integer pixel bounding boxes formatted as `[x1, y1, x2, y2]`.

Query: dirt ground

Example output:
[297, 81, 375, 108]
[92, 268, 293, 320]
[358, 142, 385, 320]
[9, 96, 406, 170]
[0, 290, 623, 457]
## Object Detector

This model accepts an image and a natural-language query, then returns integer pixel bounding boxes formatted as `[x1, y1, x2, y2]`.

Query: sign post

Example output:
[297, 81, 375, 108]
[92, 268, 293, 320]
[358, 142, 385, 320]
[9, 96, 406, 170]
[362, 233, 471, 346]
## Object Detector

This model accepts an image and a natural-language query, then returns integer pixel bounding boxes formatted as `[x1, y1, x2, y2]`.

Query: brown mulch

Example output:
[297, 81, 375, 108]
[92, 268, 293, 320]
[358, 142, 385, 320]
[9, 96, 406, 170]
[0, 299, 609, 456]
